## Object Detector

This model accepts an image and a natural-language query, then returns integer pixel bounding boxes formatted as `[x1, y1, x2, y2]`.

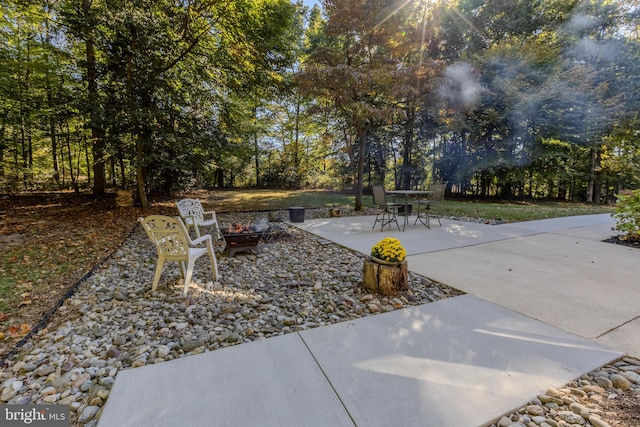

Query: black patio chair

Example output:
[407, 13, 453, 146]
[414, 181, 448, 227]
[372, 184, 402, 232]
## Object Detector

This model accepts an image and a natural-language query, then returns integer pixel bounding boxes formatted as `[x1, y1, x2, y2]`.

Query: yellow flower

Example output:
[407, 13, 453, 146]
[371, 237, 406, 263]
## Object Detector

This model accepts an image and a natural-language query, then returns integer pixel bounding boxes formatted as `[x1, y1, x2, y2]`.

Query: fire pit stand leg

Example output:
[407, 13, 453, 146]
[227, 245, 261, 258]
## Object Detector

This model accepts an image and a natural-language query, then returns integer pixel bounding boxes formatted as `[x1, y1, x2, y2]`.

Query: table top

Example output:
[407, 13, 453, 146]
[386, 190, 433, 196]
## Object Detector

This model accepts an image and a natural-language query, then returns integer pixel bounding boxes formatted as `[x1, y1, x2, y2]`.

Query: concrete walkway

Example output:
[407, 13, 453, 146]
[99, 214, 638, 427]
[296, 213, 640, 357]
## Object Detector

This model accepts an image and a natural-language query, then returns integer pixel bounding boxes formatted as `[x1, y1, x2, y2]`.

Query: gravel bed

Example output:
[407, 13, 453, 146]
[488, 357, 640, 427]
[1, 209, 637, 427]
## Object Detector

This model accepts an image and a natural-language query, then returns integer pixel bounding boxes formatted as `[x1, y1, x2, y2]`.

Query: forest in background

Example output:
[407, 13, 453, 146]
[1, 0, 640, 210]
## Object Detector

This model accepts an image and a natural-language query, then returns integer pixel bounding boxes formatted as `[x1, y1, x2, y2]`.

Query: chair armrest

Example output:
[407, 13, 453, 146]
[191, 234, 212, 246]
[180, 214, 196, 225]
[203, 210, 217, 220]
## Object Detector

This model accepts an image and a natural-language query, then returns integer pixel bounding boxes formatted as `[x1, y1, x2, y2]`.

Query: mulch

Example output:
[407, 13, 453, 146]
[602, 236, 640, 249]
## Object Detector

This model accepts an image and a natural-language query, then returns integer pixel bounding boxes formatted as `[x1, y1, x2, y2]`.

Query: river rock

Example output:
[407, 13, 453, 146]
[78, 405, 100, 423]
[557, 410, 585, 424]
[588, 415, 611, 427]
[610, 374, 631, 390]
[621, 371, 640, 384]
[1, 380, 23, 401]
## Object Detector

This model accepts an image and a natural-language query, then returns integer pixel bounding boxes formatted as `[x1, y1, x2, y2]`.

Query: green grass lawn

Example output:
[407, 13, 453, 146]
[438, 200, 614, 222]
[203, 189, 614, 223]
[201, 189, 360, 212]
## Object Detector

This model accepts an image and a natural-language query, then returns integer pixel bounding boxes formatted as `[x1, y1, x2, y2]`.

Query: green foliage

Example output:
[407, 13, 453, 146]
[1, 0, 639, 206]
[613, 190, 640, 240]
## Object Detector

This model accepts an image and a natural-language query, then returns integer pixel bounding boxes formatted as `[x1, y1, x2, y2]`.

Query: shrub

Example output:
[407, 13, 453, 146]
[613, 190, 640, 241]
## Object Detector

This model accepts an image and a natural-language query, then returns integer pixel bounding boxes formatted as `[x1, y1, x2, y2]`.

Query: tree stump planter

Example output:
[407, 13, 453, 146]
[362, 257, 409, 295]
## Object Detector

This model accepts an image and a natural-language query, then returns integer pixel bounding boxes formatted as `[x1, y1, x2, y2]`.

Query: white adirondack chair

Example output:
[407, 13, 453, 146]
[176, 198, 221, 239]
[138, 215, 219, 295]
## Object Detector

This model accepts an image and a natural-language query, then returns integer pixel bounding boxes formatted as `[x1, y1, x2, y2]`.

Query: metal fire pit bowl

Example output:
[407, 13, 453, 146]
[222, 232, 263, 257]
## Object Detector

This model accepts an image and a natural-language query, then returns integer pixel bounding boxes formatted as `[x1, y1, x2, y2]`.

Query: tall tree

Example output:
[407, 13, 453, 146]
[82, 0, 106, 196]
[297, 0, 405, 210]
[62, 0, 297, 207]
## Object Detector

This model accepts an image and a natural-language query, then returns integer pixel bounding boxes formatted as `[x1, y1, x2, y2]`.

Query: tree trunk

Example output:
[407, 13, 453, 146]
[216, 167, 224, 188]
[400, 108, 415, 190]
[294, 100, 300, 170]
[0, 120, 5, 177]
[593, 149, 602, 205]
[136, 140, 148, 210]
[117, 146, 126, 189]
[586, 147, 596, 203]
[253, 106, 260, 187]
[44, 9, 59, 185]
[354, 125, 368, 211]
[481, 173, 489, 198]
[50, 117, 59, 184]
[64, 122, 77, 192]
[558, 179, 567, 200]
[254, 130, 260, 187]
[362, 259, 409, 295]
[83, 0, 106, 197]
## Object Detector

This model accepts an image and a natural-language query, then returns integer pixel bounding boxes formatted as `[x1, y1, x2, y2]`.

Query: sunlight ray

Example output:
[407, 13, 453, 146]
[372, 0, 414, 32]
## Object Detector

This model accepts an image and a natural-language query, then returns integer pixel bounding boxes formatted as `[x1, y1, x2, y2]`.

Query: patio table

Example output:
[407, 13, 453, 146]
[386, 190, 433, 231]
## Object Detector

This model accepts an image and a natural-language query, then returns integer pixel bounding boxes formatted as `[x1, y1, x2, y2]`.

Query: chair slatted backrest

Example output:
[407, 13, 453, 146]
[140, 215, 189, 258]
[372, 184, 388, 207]
[176, 199, 205, 225]
[428, 181, 448, 203]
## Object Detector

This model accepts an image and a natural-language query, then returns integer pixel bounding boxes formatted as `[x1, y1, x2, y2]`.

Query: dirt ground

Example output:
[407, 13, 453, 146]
[0, 192, 173, 358]
[601, 392, 640, 427]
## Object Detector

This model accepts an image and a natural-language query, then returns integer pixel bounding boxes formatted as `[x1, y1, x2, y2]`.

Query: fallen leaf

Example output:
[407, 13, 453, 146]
[0, 313, 9, 322]
[7, 323, 31, 336]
